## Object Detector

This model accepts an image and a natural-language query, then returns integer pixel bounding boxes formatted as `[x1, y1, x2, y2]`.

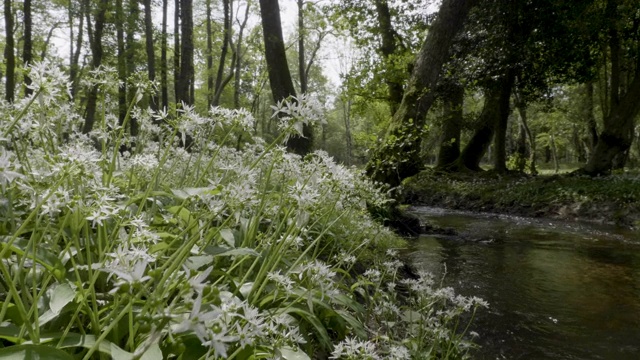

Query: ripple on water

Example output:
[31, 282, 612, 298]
[408, 207, 640, 360]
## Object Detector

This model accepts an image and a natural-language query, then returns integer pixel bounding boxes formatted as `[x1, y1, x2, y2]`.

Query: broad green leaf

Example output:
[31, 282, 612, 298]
[282, 307, 331, 350]
[139, 340, 163, 360]
[49, 283, 75, 314]
[32, 333, 134, 359]
[0, 345, 74, 360]
[335, 309, 367, 339]
[219, 228, 235, 247]
[185, 255, 214, 270]
[0, 238, 65, 280]
[277, 346, 311, 360]
[0, 303, 23, 327]
[203, 245, 260, 258]
[39, 283, 76, 326]
[0, 323, 22, 344]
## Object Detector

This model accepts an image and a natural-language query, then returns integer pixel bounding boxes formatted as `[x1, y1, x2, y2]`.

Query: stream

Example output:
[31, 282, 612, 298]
[407, 207, 640, 360]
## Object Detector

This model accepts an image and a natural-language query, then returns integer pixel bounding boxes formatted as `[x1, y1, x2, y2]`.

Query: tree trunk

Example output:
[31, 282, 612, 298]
[161, 0, 168, 110]
[206, 0, 214, 107]
[582, 75, 640, 175]
[343, 97, 353, 165]
[584, 81, 598, 152]
[259, 0, 313, 155]
[70, 0, 85, 99]
[173, 0, 180, 105]
[23, 0, 32, 97]
[211, 0, 234, 106]
[514, 123, 527, 172]
[374, 0, 403, 113]
[177, 0, 194, 105]
[436, 85, 464, 169]
[365, 0, 477, 187]
[4, 0, 15, 103]
[143, 0, 157, 110]
[492, 73, 515, 173]
[82, 0, 108, 134]
[233, 0, 251, 109]
[297, 0, 307, 94]
[458, 74, 513, 171]
[514, 91, 537, 174]
[116, 0, 127, 124]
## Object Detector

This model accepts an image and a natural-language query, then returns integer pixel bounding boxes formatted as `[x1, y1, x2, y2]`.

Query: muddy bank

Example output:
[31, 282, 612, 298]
[400, 170, 640, 228]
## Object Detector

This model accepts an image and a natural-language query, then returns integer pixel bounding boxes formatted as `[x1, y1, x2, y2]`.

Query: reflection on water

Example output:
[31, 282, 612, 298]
[408, 207, 640, 360]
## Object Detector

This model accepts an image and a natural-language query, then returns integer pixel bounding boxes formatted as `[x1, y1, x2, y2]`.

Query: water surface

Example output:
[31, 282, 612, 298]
[408, 207, 640, 359]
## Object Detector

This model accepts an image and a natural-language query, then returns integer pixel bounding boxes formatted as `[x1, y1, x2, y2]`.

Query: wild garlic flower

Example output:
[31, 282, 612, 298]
[101, 252, 152, 294]
[209, 107, 255, 131]
[26, 61, 71, 105]
[387, 345, 411, 360]
[267, 270, 295, 292]
[330, 337, 379, 360]
[271, 94, 326, 140]
[0, 150, 24, 188]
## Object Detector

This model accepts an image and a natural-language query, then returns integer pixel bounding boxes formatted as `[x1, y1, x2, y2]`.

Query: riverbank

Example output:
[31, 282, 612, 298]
[400, 169, 640, 228]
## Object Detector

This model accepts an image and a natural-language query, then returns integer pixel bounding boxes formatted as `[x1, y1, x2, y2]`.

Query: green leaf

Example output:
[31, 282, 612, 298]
[0, 323, 22, 344]
[335, 309, 367, 339]
[139, 340, 163, 360]
[277, 346, 311, 360]
[219, 228, 235, 247]
[49, 283, 75, 314]
[167, 206, 193, 224]
[0, 345, 74, 360]
[282, 307, 331, 350]
[184, 255, 214, 270]
[32, 333, 134, 359]
[203, 245, 260, 258]
[39, 283, 77, 326]
[0, 237, 65, 280]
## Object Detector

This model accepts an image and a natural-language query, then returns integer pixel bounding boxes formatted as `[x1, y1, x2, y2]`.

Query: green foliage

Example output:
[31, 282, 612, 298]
[0, 64, 483, 359]
[403, 169, 640, 227]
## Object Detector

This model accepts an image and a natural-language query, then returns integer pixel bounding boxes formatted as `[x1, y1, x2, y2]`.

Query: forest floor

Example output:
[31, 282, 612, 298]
[400, 168, 640, 229]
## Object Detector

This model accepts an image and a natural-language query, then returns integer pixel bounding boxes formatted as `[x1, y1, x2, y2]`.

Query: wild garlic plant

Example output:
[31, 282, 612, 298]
[0, 62, 484, 359]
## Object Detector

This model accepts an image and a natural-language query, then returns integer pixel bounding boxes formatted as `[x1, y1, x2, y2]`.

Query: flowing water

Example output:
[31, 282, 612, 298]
[407, 207, 640, 360]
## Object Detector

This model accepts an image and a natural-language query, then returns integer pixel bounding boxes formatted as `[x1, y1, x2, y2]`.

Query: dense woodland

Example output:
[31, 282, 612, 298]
[2, 0, 639, 187]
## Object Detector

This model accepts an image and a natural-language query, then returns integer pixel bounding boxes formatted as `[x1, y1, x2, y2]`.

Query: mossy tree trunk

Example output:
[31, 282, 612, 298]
[436, 85, 464, 169]
[456, 73, 513, 171]
[366, 0, 477, 187]
[492, 73, 514, 173]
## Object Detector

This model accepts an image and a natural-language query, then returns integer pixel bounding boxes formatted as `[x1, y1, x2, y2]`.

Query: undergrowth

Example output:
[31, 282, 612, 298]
[403, 169, 640, 226]
[0, 63, 485, 359]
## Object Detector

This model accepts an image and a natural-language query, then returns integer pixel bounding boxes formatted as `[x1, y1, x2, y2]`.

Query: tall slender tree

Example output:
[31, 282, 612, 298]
[69, 0, 85, 99]
[82, 0, 108, 133]
[116, 0, 127, 124]
[177, 0, 194, 105]
[259, 0, 312, 155]
[143, 0, 157, 110]
[23, 0, 33, 97]
[4, 0, 15, 102]
[173, 0, 180, 104]
[161, 0, 168, 109]
[212, 0, 231, 107]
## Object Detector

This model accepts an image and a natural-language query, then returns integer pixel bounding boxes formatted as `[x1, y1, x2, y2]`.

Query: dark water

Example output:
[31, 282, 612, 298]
[407, 207, 640, 360]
